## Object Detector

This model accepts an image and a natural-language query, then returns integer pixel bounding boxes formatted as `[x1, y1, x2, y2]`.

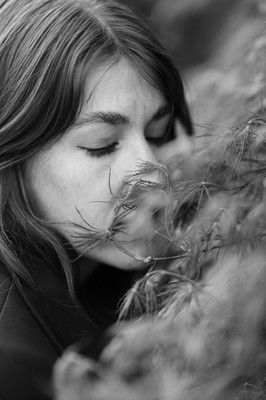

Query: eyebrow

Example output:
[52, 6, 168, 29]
[73, 104, 172, 129]
[73, 112, 130, 128]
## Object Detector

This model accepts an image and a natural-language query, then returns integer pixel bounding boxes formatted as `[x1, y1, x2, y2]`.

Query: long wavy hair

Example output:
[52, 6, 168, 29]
[0, 0, 193, 300]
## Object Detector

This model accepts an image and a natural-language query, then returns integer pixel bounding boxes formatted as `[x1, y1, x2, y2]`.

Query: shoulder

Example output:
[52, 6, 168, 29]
[0, 262, 53, 353]
[0, 261, 57, 399]
[0, 345, 53, 400]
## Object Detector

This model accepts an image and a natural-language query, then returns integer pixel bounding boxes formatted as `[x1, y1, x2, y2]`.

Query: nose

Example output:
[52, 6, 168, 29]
[119, 136, 167, 237]
[125, 135, 163, 185]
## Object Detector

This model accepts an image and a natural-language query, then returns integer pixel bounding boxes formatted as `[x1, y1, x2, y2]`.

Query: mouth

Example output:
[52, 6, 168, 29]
[111, 205, 164, 240]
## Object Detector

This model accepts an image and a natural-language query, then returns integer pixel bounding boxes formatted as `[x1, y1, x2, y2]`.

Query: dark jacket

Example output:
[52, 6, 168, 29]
[0, 256, 136, 400]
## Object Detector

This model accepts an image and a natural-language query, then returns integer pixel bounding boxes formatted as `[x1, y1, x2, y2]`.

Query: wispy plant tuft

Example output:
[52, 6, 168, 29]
[54, 24, 266, 400]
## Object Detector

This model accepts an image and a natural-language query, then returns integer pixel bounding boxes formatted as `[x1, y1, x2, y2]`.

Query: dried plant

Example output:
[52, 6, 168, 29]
[53, 21, 266, 400]
[54, 112, 266, 400]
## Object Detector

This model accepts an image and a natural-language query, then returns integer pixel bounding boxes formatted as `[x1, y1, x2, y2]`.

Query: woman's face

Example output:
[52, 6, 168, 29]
[25, 59, 175, 269]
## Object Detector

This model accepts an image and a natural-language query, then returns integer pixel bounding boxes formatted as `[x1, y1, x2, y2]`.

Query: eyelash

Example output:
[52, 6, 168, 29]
[78, 143, 118, 158]
[147, 134, 167, 146]
[147, 122, 172, 146]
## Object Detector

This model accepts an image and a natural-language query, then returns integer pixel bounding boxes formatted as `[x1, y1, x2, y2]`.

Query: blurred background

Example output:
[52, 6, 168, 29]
[117, 0, 266, 127]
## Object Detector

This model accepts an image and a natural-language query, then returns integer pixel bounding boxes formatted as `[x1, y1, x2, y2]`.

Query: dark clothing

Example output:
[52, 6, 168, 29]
[0, 257, 137, 399]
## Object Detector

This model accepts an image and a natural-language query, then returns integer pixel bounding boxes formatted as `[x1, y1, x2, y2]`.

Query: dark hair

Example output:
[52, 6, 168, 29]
[0, 0, 193, 299]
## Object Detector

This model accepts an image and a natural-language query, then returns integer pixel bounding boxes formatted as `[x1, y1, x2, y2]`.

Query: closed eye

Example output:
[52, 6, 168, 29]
[78, 142, 119, 158]
[147, 134, 169, 146]
[146, 112, 174, 146]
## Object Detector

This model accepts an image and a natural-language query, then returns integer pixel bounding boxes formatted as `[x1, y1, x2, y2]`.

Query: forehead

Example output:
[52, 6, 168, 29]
[80, 59, 166, 118]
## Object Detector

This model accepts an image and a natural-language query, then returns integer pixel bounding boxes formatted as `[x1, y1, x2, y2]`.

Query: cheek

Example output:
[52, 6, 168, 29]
[24, 151, 118, 231]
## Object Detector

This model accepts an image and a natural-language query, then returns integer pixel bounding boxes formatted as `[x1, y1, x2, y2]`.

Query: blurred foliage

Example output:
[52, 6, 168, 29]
[118, 0, 266, 128]
[118, 0, 266, 73]
[117, 0, 266, 130]
[53, 3, 266, 399]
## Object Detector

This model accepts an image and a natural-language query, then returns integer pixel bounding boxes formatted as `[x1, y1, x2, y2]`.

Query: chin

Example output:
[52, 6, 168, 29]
[84, 242, 153, 270]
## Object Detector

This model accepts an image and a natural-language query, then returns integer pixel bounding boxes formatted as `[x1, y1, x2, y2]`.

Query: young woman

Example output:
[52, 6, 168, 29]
[0, 0, 193, 398]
